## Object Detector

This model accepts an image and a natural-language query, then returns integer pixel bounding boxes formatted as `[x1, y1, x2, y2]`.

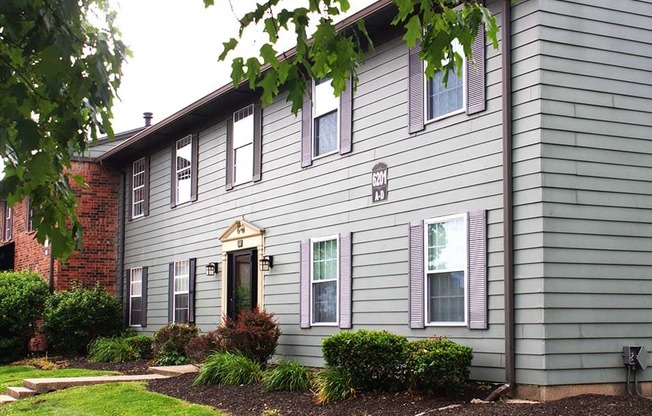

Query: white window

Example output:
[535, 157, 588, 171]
[425, 213, 468, 325]
[233, 105, 254, 185]
[426, 39, 466, 121]
[132, 158, 146, 218]
[129, 267, 143, 327]
[175, 136, 192, 204]
[26, 197, 33, 232]
[174, 259, 190, 323]
[311, 236, 339, 325]
[3, 203, 12, 241]
[313, 78, 339, 157]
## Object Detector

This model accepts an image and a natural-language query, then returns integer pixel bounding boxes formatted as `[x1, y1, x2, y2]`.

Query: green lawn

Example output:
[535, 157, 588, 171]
[0, 366, 118, 391]
[2, 382, 223, 415]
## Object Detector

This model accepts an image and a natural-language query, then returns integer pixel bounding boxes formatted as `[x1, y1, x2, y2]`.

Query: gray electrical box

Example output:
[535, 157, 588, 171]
[623, 346, 649, 372]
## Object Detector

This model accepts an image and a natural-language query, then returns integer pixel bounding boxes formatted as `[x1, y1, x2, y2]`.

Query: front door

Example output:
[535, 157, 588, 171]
[227, 249, 258, 319]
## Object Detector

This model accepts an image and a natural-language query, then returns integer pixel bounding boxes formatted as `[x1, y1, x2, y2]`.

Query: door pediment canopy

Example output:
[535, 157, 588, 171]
[219, 218, 264, 244]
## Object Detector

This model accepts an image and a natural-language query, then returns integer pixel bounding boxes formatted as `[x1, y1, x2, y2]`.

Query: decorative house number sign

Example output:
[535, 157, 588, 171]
[372, 163, 388, 203]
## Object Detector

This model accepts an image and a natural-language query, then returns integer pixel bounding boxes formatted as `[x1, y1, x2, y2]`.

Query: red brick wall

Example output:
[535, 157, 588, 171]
[11, 199, 52, 278]
[7, 161, 119, 293]
[58, 162, 119, 292]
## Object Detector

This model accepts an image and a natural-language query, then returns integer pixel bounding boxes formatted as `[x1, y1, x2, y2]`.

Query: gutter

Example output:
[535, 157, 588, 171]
[501, 0, 515, 390]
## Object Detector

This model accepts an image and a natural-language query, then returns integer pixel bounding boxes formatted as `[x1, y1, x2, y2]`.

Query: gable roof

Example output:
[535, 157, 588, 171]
[97, 0, 397, 164]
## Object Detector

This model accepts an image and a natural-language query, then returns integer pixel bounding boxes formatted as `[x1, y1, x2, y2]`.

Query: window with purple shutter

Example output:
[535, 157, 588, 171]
[408, 25, 486, 131]
[408, 211, 487, 329]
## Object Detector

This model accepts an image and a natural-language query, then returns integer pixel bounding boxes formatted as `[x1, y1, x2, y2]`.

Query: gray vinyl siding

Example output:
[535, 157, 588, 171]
[521, 0, 652, 386]
[121, 0, 506, 381]
[510, 0, 547, 387]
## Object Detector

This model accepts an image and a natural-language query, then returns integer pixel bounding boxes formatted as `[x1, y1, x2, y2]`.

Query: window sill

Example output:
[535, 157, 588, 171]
[424, 107, 466, 126]
[312, 148, 339, 161]
[310, 322, 339, 327]
[425, 322, 467, 327]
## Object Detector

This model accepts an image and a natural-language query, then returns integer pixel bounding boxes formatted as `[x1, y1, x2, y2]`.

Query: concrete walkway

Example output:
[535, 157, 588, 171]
[0, 364, 199, 405]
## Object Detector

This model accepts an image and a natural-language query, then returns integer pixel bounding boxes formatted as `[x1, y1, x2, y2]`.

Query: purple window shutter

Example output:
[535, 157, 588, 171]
[189, 258, 196, 324]
[468, 210, 488, 329]
[408, 220, 425, 329]
[128, 165, 133, 221]
[301, 85, 312, 168]
[143, 156, 150, 217]
[466, 24, 486, 115]
[141, 266, 148, 327]
[339, 78, 353, 155]
[253, 104, 263, 182]
[190, 134, 199, 202]
[168, 262, 174, 323]
[299, 240, 311, 328]
[408, 41, 425, 134]
[225, 117, 234, 190]
[169, 148, 176, 208]
[124, 269, 131, 328]
[339, 232, 352, 329]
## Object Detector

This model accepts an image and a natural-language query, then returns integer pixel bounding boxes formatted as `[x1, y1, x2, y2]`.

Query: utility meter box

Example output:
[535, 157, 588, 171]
[623, 346, 649, 372]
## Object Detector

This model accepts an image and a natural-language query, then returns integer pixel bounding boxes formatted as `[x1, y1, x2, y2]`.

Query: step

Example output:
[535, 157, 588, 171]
[24, 373, 169, 394]
[149, 364, 199, 376]
[0, 394, 17, 405]
[7, 386, 36, 399]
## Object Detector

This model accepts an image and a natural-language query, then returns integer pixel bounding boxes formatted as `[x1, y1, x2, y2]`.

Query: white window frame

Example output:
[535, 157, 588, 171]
[233, 105, 255, 186]
[310, 235, 339, 326]
[3, 205, 12, 241]
[26, 197, 33, 233]
[312, 78, 340, 159]
[424, 213, 468, 327]
[174, 259, 190, 324]
[129, 267, 143, 327]
[175, 135, 193, 205]
[424, 40, 467, 124]
[132, 158, 146, 218]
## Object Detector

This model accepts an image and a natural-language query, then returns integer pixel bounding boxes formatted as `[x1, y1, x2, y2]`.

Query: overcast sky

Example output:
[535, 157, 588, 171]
[109, 0, 375, 133]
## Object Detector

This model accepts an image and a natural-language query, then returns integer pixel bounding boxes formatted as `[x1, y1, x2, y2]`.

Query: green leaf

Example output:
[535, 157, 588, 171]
[403, 15, 422, 48]
[219, 38, 239, 61]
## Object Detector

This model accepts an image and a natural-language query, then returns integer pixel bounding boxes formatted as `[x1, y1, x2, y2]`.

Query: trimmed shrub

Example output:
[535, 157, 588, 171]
[42, 282, 121, 355]
[0, 270, 49, 363]
[88, 337, 139, 363]
[217, 308, 281, 365]
[312, 367, 356, 404]
[407, 338, 473, 396]
[152, 323, 198, 365]
[322, 330, 409, 392]
[126, 335, 153, 359]
[262, 359, 310, 392]
[193, 351, 262, 386]
[185, 330, 223, 364]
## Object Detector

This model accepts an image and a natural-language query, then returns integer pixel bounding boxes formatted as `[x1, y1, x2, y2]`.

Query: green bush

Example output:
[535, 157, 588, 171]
[312, 367, 356, 404]
[126, 334, 153, 359]
[152, 323, 198, 365]
[42, 282, 121, 355]
[88, 334, 153, 362]
[193, 351, 262, 386]
[262, 359, 310, 392]
[88, 337, 139, 363]
[0, 271, 49, 363]
[322, 330, 409, 392]
[185, 330, 223, 364]
[407, 338, 473, 396]
[217, 308, 281, 365]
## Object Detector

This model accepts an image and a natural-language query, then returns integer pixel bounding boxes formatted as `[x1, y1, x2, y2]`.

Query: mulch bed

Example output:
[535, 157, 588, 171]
[64, 358, 652, 416]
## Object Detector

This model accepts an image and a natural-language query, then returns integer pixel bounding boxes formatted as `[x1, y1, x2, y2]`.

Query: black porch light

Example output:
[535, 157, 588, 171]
[259, 255, 274, 271]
